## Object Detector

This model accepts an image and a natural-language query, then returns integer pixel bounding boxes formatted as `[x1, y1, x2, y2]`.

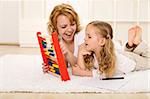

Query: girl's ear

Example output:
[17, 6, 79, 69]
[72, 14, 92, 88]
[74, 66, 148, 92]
[98, 38, 106, 46]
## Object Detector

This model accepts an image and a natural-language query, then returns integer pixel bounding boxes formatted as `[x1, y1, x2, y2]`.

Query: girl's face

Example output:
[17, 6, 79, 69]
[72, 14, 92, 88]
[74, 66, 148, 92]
[56, 14, 77, 43]
[84, 24, 105, 52]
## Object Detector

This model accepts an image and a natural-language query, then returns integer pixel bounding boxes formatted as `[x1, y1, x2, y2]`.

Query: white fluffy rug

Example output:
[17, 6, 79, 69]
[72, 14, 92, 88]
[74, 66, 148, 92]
[0, 54, 149, 93]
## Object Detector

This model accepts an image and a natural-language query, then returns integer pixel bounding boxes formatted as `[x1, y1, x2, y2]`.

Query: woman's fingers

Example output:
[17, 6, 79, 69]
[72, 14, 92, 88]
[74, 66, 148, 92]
[59, 41, 68, 55]
[42, 63, 49, 73]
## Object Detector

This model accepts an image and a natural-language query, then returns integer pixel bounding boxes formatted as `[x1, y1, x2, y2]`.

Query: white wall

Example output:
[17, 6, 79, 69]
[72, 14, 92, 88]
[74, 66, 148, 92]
[0, 0, 149, 47]
[0, 0, 19, 44]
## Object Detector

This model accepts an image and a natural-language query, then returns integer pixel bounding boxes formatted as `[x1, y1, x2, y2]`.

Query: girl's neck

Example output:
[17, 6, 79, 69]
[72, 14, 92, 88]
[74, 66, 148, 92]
[94, 47, 101, 60]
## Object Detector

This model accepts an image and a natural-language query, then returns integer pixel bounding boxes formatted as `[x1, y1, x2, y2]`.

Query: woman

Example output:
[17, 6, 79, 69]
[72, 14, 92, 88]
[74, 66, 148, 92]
[43, 3, 84, 73]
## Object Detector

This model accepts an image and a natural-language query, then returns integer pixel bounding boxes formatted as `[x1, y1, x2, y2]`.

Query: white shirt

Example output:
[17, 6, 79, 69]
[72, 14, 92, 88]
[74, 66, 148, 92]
[92, 51, 136, 78]
[66, 30, 85, 67]
[74, 29, 85, 57]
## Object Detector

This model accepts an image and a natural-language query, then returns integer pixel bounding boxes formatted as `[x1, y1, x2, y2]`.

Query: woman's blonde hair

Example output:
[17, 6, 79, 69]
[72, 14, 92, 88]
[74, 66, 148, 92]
[84, 21, 116, 77]
[47, 3, 81, 34]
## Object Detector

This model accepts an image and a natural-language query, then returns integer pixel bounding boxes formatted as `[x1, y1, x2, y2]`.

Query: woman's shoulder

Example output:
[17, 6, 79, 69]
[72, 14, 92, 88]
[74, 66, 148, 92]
[75, 29, 85, 38]
[75, 29, 85, 44]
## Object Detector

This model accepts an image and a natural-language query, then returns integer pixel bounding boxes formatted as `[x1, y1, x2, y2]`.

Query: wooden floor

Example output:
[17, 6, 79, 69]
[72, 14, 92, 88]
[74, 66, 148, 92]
[0, 45, 150, 99]
[0, 93, 149, 99]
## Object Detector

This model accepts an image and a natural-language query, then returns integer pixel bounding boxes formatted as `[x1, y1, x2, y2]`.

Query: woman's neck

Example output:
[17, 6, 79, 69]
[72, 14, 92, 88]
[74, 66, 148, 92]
[64, 40, 74, 53]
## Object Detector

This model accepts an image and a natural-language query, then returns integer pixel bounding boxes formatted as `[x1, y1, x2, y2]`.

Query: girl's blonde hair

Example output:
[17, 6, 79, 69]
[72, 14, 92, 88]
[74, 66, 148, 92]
[47, 3, 81, 34]
[84, 21, 116, 77]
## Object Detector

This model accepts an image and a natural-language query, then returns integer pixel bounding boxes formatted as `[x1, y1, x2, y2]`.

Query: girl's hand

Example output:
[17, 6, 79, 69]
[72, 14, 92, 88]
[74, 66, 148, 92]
[42, 63, 49, 73]
[77, 43, 92, 70]
[78, 43, 91, 56]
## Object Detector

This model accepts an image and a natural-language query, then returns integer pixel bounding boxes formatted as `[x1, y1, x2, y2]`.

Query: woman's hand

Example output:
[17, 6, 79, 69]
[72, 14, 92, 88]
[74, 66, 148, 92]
[59, 40, 69, 55]
[42, 63, 49, 73]
[59, 40, 76, 66]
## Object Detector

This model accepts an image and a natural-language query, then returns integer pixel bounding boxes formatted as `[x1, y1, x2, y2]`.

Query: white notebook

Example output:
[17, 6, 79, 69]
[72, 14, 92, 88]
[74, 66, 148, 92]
[81, 76, 131, 91]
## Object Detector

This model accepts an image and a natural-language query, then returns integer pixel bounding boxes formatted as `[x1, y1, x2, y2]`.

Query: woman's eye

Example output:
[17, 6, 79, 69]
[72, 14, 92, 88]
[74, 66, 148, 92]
[71, 22, 76, 26]
[61, 26, 66, 28]
[71, 23, 75, 26]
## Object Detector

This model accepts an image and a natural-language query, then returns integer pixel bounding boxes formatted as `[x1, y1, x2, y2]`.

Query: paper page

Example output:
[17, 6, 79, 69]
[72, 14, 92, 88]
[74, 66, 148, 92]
[81, 76, 131, 91]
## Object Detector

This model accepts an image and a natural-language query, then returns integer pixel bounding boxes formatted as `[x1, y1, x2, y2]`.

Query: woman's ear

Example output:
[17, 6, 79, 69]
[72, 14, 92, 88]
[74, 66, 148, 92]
[98, 38, 106, 46]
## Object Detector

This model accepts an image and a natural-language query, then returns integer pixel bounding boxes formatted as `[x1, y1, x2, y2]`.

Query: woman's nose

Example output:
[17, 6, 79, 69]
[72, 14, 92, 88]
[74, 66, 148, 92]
[67, 26, 73, 32]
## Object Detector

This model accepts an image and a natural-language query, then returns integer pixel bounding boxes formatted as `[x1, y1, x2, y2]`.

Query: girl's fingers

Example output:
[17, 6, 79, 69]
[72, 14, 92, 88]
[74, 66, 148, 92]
[74, 64, 79, 67]
[81, 51, 92, 55]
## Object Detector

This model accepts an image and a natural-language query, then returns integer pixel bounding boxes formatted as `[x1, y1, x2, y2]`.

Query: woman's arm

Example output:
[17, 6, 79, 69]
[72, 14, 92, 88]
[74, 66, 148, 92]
[65, 50, 77, 66]
[59, 41, 77, 67]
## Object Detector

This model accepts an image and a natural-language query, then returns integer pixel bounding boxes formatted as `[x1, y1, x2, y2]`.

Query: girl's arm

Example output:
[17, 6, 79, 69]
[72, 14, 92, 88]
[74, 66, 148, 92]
[77, 43, 91, 70]
[72, 43, 94, 77]
[72, 65, 92, 77]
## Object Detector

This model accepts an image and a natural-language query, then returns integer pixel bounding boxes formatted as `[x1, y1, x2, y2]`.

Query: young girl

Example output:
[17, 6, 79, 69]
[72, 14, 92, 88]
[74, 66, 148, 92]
[72, 21, 150, 78]
[43, 3, 84, 73]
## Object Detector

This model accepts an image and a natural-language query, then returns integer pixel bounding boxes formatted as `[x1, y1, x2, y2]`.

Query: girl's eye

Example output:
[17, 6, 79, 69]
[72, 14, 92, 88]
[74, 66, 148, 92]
[88, 36, 91, 38]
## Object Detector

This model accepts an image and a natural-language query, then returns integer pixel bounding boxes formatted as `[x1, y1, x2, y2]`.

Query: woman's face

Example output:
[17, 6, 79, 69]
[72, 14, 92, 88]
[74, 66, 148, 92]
[56, 14, 77, 43]
[84, 24, 105, 52]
